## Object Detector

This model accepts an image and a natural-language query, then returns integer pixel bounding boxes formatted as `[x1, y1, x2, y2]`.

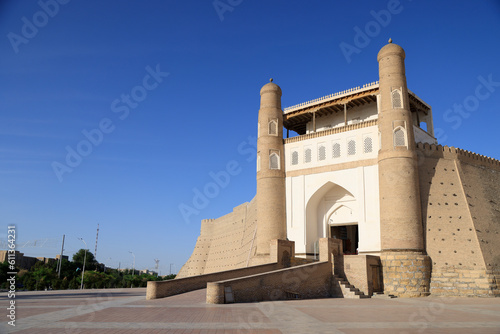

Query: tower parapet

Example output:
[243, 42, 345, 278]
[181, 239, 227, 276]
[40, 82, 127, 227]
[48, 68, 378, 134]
[256, 79, 287, 255]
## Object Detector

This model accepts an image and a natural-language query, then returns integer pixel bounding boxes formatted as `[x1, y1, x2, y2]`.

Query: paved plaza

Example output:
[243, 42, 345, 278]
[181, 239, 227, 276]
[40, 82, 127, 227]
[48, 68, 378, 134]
[1, 287, 500, 333]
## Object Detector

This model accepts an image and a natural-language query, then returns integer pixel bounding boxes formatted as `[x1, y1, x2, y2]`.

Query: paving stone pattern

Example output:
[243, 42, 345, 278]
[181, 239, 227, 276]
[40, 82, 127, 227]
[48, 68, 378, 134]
[1, 288, 500, 333]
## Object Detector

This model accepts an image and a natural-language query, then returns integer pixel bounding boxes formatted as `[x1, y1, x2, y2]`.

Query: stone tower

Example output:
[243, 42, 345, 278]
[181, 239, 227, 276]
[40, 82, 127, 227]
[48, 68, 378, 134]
[377, 40, 431, 296]
[256, 79, 287, 255]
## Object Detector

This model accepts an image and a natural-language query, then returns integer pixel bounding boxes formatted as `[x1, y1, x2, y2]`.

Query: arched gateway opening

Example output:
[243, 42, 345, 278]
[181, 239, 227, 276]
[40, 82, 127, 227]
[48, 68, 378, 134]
[329, 226, 358, 255]
[305, 182, 359, 256]
[328, 203, 359, 254]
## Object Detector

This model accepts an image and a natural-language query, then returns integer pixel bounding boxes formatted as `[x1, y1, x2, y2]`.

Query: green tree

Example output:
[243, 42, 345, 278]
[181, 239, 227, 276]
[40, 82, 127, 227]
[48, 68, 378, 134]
[59, 258, 78, 280]
[82, 271, 110, 289]
[163, 274, 176, 280]
[61, 277, 69, 289]
[72, 249, 98, 271]
[12, 250, 164, 290]
[104, 269, 121, 288]
[0, 261, 10, 289]
[30, 262, 57, 290]
[68, 277, 79, 289]
[21, 273, 36, 290]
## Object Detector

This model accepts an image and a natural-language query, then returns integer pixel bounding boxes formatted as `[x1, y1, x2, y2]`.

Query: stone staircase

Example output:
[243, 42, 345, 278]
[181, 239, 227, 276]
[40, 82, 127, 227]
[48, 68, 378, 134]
[371, 292, 398, 299]
[332, 275, 370, 299]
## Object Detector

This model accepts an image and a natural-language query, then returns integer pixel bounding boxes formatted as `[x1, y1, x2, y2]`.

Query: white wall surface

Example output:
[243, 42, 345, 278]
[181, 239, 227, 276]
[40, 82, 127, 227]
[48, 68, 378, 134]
[285, 165, 381, 256]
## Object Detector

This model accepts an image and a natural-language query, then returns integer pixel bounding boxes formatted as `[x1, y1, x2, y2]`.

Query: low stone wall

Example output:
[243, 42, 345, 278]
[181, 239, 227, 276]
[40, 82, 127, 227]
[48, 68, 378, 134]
[430, 267, 500, 297]
[146, 262, 281, 299]
[206, 261, 332, 304]
[344, 255, 381, 296]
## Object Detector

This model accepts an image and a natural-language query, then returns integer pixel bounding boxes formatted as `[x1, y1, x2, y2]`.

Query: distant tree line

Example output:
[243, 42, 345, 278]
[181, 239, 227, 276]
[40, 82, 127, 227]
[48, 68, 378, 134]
[0, 249, 175, 291]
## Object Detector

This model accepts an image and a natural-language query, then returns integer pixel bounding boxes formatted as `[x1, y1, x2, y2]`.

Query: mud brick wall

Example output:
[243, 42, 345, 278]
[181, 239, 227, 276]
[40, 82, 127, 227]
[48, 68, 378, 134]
[344, 255, 380, 296]
[416, 143, 500, 296]
[177, 197, 259, 278]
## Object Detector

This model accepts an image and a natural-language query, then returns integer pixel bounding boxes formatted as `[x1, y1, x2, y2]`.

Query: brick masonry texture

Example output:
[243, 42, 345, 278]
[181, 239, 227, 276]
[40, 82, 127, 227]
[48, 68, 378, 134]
[176, 198, 260, 278]
[343, 255, 381, 296]
[147, 262, 281, 299]
[380, 252, 431, 297]
[207, 261, 332, 304]
[417, 143, 500, 297]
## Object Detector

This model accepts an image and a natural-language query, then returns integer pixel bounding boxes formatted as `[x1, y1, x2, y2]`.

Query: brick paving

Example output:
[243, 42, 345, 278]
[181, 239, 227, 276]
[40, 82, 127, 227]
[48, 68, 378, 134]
[1, 288, 499, 333]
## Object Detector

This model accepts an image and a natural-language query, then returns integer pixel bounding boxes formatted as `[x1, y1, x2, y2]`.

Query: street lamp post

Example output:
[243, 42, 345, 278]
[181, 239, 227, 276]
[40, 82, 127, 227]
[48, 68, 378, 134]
[129, 251, 135, 276]
[78, 238, 87, 290]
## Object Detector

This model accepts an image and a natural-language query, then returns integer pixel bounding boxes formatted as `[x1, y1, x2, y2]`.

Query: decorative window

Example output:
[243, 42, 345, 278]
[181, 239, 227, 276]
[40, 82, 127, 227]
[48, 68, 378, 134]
[347, 140, 356, 156]
[394, 127, 407, 147]
[392, 88, 403, 109]
[269, 150, 280, 170]
[268, 119, 278, 136]
[291, 151, 299, 165]
[332, 143, 341, 158]
[257, 155, 261, 172]
[318, 145, 326, 161]
[304, 148, 312, 163]
[363, 137, 373, 153]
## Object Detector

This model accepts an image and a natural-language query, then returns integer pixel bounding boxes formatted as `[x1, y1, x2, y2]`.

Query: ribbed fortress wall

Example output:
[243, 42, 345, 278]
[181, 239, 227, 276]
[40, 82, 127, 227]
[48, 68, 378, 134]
[460, 161, 500, 284]
[416, 143, 500, 296]
[176, 197, 258, 278]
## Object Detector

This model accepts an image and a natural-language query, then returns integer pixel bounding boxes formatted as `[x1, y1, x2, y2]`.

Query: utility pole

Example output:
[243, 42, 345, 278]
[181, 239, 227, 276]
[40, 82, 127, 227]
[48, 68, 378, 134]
[78, 238, 87, 290]
[170, 263, 174, 275]
[57, 234, 65, 278]
[129, 251, 135, 276]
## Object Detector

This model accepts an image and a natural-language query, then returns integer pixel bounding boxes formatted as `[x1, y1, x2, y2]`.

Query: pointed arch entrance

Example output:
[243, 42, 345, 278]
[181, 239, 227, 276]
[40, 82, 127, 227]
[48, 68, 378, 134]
[305, 182, 359, 255]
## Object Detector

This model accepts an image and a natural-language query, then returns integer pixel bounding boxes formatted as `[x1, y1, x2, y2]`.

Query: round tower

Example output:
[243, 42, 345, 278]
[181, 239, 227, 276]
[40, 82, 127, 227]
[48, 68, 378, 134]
[256, 79, 287, 255]
[377, 40, 431, 297]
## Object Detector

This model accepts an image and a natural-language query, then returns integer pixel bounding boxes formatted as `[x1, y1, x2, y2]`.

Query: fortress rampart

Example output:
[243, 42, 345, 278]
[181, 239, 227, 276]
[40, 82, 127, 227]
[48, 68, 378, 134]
[177, 198, 260, 278]
[416, 142, 500, 170]
[417, 143, 500, 296]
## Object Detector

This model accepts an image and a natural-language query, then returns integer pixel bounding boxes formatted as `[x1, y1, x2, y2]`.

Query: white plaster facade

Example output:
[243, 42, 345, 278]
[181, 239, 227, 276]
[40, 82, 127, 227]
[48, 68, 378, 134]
[286, 125, 378, 172]
[284, 93, 435, 258]
[285, 165, 381, 257]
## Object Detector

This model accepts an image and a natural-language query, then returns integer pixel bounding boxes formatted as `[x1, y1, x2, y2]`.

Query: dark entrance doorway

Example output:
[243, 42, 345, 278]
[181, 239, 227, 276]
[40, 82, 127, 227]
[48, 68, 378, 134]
[330, 225, 358, 254]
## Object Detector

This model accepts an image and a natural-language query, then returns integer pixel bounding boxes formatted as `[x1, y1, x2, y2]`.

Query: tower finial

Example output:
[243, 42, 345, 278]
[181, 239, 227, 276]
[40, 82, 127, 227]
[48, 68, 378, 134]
[388, 38, 392, 43]
[270, 78, 273, 83]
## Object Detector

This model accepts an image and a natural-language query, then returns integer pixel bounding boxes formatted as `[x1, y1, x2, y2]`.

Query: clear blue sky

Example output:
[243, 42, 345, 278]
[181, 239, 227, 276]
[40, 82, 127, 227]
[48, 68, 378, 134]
[1, 1, 499, 274]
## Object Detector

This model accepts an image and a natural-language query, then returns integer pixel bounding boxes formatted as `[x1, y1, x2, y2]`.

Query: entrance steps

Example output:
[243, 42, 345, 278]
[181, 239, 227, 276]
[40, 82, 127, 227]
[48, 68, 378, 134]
[332, 275, 370, 299]
[371, 292, 398, 299]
